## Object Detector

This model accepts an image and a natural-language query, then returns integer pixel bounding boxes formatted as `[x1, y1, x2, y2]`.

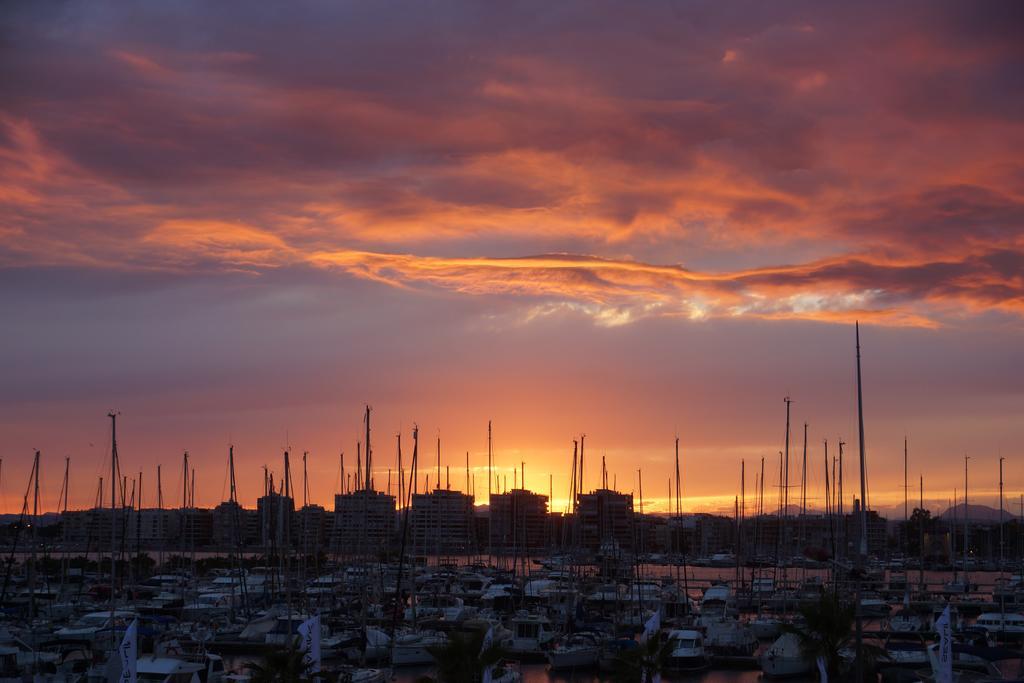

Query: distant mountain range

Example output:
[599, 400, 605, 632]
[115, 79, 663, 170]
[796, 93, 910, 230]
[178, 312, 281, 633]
[937, 503, 1018, 523]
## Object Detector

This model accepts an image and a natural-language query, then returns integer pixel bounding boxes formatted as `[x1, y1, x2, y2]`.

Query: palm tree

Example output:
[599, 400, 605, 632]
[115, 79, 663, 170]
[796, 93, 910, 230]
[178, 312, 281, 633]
[610, 637, 670, 683]
[424, 631, 507, 683]
[247, 645, 313, 683]
[783, 593, 879, 680]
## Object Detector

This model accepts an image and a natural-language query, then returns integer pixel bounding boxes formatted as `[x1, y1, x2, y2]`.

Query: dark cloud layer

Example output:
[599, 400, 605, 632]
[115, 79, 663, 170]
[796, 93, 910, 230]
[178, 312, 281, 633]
[1, 1, 1023, 509]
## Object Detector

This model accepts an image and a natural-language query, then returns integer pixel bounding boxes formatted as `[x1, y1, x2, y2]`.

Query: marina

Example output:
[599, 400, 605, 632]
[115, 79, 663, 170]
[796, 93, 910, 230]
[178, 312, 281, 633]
[2, 328, 1024, 683]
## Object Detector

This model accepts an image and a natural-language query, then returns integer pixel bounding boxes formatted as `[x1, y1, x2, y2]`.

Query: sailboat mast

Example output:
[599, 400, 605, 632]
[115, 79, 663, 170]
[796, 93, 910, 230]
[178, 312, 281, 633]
[29, 451, 40, 621]
[904, 438, 909, 527]
[365, 405, 372, 492]
[1000, 457, 1005, 574]
[964, 455, 970, 590]
[108, 411, 118, 652]
[783, 397, 792, 561]
[855, 322, 869, 564]
[919, 475, 924, 591]
[157, 464, 163, 570]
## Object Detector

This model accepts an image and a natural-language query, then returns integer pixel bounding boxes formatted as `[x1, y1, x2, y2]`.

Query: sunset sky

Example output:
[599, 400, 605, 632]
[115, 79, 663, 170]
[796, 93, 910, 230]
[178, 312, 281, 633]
[2, 1, 1023, 515]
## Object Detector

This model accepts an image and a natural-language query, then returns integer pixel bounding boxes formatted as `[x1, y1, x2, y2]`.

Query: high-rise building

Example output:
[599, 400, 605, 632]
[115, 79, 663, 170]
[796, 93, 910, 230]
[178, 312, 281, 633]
[489, 489, 548, 553]
[257, 493, 295, 547]
[409, 488, 475, 554]
[576, 488, 634, 550]
[333, 489, 396, 555]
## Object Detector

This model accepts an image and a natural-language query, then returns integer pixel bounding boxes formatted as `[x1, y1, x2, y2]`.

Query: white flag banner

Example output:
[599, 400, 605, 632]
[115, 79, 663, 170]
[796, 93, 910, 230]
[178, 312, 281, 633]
[641, 609, 661, 644]
[481, 626, 495, 683]
[298, 615, 321, 674]
[118, 619, 138, 683]
[935, 605, 953, 683]
[816, 655, 828, 683]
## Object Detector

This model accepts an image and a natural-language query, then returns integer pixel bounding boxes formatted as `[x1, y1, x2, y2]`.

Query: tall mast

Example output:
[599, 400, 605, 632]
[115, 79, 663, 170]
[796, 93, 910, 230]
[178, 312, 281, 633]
[107, 411, 119, 652]
[838, 440, 845, 559]
[999, 457, 1005, 575]
[182, 451, 189, 562]
[739, 459, 745, 581]
[919, 475, 924, 591]
[759, 456, 765, 560]
[60, 456, 70, 597]
[364, 405, 372, 492]
[157, 464, 163, 570]
[904, 438, 909, 528]
[800, 421, 807, 569]
[579, 435, 586, 495]
[396, 434, 402, 506]
[963, 455, 969, 590]
[29, 451, 40, 621]
[487, 421, 492, 503]
[855, 322, 869, 564]
[783, 396, 792, 561]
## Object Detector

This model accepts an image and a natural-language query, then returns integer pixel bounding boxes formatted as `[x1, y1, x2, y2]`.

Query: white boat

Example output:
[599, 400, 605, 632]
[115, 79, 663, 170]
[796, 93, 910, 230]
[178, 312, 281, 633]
[888, 608, 924, 633]
[181, 593, 235, 620]
[404, 594, 473, 623]
[709, 552, 736, 567]
[391, 631, 446, 666]
[363, 627, 391, 662]
[55, 610, 138, 646]
[760, 632, 812, 678]
[704, 619, 757, 656]
[505, 613, 554, 660]
[264, 614, 325, 647]
[974, 612, 1024, 635]
[701, 583, 734, 613]
[665, 629, 709, 671]
[859, 593, 891, 617]
[749, 615, 783, 640]
[880, 633, 928, 668]
[136, 655, 225, 683]
[0, 629, 59, 671]
[546, 632, 600, 670]
[489, 660, 521, 683]
[339, 668, 387, 683]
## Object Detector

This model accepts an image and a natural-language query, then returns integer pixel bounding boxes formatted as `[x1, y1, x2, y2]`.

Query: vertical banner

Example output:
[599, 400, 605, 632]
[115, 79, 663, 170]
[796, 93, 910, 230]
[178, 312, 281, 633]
[641, 609, 661, 644]
[118, 618, 138, 683]
[298, 615, 321, 674]
[481, 626, 494, 683]
[935, 605, 952, 683]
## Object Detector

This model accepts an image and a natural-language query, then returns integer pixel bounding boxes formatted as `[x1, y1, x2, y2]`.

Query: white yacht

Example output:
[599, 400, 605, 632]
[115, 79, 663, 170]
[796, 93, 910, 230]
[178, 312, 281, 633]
[546, 632, 601, 670]
[391, 630, 446, 666]
[136, 655, 225, 683]
[504, 612, 554, 660]
[665, 629, 709, 671]
[760, 632, 812, 678]
[975, 612, 1024, 635]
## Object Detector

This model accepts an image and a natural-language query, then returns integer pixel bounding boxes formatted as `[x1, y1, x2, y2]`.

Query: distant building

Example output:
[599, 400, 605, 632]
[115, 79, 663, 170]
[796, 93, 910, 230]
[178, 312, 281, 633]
[212, 501, 249, 548]
[410, 488, 475, 554]
[257, 493, 295, 547]
[177, 507, 213, 549]
[489, 489, 548, 553]
[576, 489, 634, 550]
[61, 507, 131, 548]
[297, 504, 328, 552]
[132, 508, 179, 546]
[846, 499, 887, 557]
[333, 489, 396, 555]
